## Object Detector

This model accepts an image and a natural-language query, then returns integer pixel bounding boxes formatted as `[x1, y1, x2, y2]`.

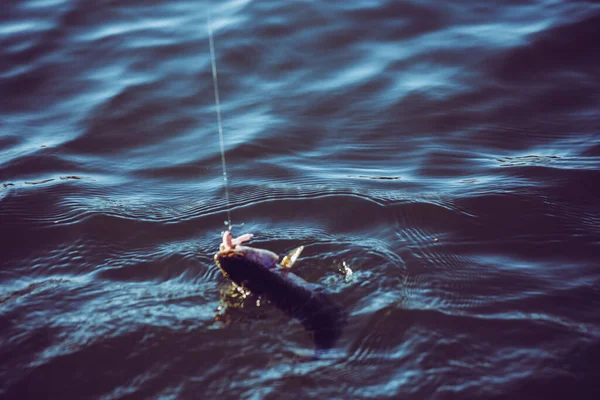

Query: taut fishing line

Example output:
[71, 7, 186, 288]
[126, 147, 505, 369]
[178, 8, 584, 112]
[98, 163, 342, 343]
[207, 14, 233, 232]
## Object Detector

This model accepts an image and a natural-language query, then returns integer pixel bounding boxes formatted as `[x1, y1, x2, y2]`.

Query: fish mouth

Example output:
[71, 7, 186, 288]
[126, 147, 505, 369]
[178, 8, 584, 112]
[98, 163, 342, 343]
[214, 248, 240, 262]
[215, 231, 279, 269]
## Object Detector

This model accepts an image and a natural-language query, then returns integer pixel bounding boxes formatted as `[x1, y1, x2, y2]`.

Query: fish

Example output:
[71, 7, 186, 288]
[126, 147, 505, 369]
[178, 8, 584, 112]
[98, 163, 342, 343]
[214, 231, 346, 352]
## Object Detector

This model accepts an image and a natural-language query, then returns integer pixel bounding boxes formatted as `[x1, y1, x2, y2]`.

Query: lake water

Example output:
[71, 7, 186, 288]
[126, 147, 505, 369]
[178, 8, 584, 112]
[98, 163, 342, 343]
[1, 0, 600, 398]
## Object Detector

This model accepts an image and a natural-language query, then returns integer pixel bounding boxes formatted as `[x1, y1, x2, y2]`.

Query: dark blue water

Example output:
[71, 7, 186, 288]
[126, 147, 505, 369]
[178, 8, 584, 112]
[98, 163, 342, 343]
[2, 0, 600, 398]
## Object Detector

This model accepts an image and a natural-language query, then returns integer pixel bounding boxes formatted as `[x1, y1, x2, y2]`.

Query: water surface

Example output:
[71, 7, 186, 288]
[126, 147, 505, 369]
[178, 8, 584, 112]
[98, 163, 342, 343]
[1, 0, 600, 398]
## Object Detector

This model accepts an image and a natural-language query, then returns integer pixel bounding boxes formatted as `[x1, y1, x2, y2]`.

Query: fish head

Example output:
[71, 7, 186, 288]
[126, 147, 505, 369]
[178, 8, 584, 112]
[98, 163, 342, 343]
[215, 245, 278, 269]
[214, 231, 280, 284]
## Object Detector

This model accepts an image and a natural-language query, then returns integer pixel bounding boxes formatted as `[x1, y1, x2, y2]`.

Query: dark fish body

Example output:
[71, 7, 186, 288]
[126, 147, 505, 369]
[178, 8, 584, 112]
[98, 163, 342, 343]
[215, 250, 346, 351]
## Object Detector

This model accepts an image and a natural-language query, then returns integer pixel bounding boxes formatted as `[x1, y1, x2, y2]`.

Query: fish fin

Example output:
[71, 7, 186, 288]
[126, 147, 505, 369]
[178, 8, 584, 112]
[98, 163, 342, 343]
[280, 245, 304, 269]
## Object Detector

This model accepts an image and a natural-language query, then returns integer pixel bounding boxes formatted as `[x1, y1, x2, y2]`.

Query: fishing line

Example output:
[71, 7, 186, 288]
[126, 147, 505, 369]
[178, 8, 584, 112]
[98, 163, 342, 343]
[207, 15, 232, 232]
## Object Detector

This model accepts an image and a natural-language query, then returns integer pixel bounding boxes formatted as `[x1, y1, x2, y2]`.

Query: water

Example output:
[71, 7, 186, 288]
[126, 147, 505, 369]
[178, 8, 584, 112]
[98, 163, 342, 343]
[1, 0, 600, 398]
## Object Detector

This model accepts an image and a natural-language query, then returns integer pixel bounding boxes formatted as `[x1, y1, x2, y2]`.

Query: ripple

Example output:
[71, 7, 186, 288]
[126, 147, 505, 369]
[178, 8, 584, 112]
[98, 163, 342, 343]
[2, 0, 600, 398]
[493, 12, 600, 82]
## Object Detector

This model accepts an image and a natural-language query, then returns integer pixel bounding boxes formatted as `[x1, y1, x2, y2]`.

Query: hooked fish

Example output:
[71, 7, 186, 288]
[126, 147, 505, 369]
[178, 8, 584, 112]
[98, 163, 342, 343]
[214, 231, 346, 352]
